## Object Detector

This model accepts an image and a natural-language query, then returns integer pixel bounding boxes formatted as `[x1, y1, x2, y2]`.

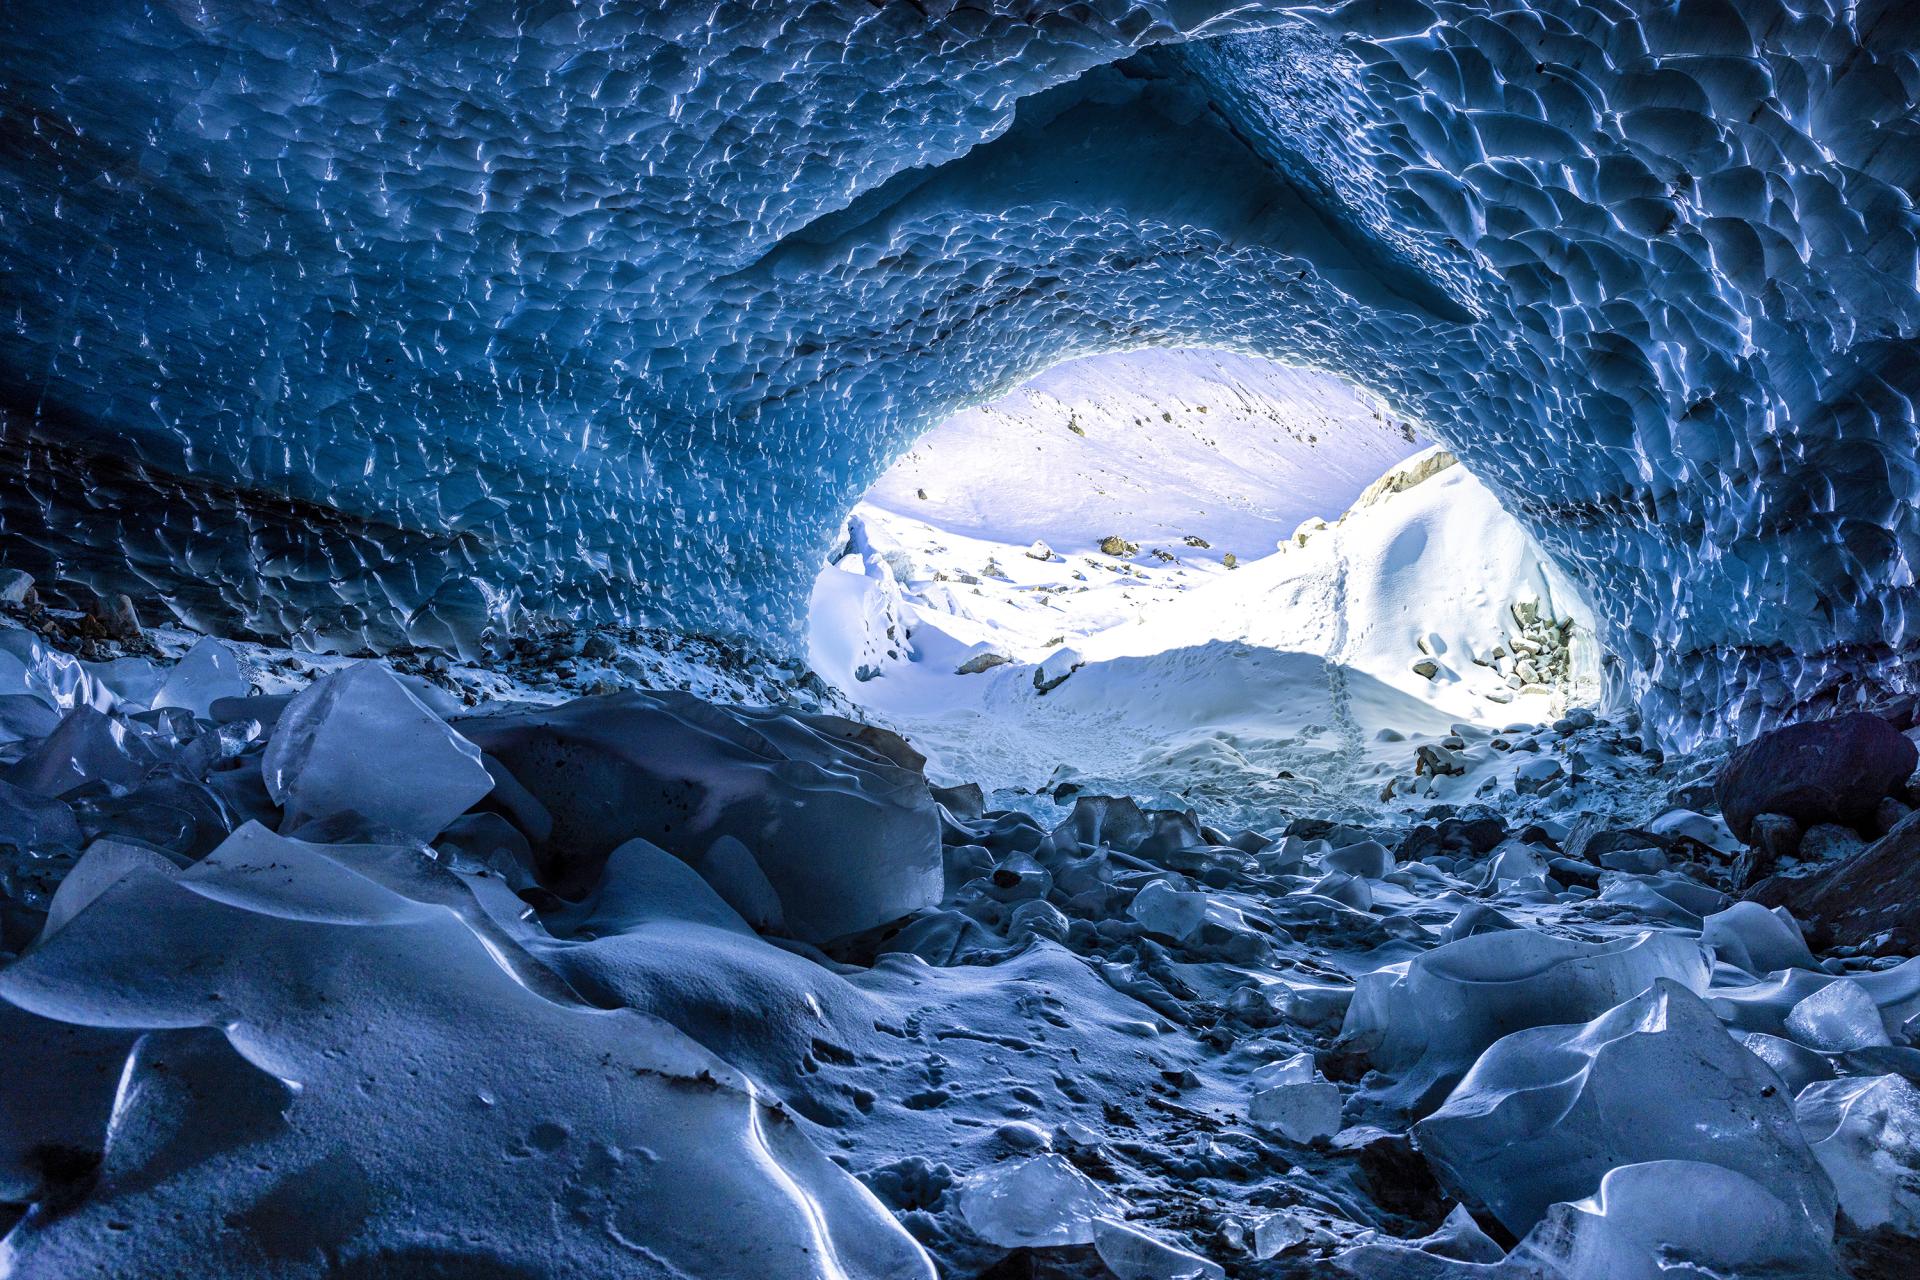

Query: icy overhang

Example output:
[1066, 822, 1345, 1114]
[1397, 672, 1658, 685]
[1, 1, 1917, 747]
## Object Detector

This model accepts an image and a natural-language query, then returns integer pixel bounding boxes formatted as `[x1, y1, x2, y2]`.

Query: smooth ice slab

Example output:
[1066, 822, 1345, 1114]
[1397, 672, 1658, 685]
[1344, 928, 1710, 1113]
[1414, 979, 1836, 1236]
[1796, 1074, 1920, 1233]
[150, 638, 250, 720]
[1508, 1161, 1840, 1280]
[261, 662, 493, 841]
[458, 690, 939, 942]
[959, 1154, 1125, 1249]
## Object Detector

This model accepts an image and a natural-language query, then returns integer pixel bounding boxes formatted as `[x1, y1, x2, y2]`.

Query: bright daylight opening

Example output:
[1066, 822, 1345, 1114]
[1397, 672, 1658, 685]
[809, 349, 1602, 823]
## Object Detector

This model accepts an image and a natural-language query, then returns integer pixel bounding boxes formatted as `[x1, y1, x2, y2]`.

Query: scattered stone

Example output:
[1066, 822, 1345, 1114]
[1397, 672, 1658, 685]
[955, 652, 1013, 675]
[1025, 540, 1053, 561]
[1098, 536, 1139, 558]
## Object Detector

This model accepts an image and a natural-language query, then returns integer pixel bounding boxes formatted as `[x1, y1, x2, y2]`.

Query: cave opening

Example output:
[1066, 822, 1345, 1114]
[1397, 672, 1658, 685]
[807, 348, 1604, 822]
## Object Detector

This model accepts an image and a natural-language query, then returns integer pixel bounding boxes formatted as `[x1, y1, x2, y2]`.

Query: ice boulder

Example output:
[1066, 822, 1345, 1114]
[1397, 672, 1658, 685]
[457, 690, 940, 942]
[1093, 1216, 1224, 1280]
[959, 1153, 1124, 1248]
[1507, 1161, 1840, 1280]
[1784, 978, 1893, 1052]
[1414, 980, 1836, 1235]
[1248, 1053, 1343, 1144]
[1344, 929, 1710, 1113]
[1324, 839, 1394, 879]
[3, 706, 158, 798]
[1702, 901, 1818, 976]
[1130, 879, 1209, 942]
[261, 662, 492, 841]
[1795, 1074, 1920, 1232]
[150, 638, 249, 719]
[0, 810, 935, 1280]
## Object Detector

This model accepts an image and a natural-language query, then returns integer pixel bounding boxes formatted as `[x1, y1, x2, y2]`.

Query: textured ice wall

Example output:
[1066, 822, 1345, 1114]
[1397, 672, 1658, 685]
[1, 2, 1917, 746]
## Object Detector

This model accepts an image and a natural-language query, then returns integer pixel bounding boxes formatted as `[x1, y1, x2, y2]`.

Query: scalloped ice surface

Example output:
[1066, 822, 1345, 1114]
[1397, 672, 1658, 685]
[3, 1, 1919, 747]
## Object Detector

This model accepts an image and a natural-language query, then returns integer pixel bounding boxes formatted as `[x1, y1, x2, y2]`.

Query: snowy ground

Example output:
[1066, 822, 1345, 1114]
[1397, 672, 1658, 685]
[5, 587, 1913, 1280]
[811, 355, 1605, 828]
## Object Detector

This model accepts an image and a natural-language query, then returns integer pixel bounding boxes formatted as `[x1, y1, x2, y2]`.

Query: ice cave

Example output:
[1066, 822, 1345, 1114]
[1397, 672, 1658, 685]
[2, 2, 1920, 1277]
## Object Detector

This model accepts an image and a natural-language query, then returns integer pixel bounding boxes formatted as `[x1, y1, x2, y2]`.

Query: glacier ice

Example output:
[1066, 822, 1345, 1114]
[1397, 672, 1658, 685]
[2, 1, 1917, 745]
[957, 1153, 1125, 1249]
[1796, 1073, 1920, 1233]
[457, 689, 941, 941]
[1342, 927, 1710, 1112]
[1413, 979, 1836, 1236]
[1507, 1160, 1841, 1280]
[0, 821, 937, 1280]
[261, 662, 493, 841]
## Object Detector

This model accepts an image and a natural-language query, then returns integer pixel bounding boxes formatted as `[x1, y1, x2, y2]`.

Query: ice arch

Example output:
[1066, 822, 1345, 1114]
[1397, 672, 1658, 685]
[1, 1, 1917, 747]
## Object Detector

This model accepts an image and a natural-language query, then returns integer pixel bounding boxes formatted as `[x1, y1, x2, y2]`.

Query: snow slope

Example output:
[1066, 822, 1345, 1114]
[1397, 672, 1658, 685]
[812, 412, 1600, 824]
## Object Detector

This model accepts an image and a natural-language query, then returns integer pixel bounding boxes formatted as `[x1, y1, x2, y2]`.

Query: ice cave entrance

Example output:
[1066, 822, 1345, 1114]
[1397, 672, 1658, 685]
[808, 350, 1603, 821]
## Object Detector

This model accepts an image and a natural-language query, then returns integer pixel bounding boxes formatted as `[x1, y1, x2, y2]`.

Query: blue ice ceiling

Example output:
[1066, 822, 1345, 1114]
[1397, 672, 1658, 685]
[1, 1, 1916, 746]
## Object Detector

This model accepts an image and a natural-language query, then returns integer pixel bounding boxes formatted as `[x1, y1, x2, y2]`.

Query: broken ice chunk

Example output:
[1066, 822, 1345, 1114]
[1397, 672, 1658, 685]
[1129, 879, 1208, 941]
[151, 638, 250, 719]
[1784, 978, 1892, 1052]
[1324, 839, 1393, 879]
[689, 834, 785, 932]
[958, 1153, 1124, 1248]
[4, 707, 157, 797]
[1344, 928, 1710, 1114]
[1413, 979, 1835, 1235]
[1092, 1216, 1224, 1280]
[1506, 1161, 1839, 1280]
[261, 662, 492, 841]
[1703, 900, 1817, 976]
[1796, 1073, 1920, 1232]
[1249, 1054, 1342, 1144]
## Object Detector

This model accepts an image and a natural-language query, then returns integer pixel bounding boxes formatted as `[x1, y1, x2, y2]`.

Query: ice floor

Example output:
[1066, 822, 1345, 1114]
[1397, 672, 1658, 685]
[4, 533, 1916, 1278]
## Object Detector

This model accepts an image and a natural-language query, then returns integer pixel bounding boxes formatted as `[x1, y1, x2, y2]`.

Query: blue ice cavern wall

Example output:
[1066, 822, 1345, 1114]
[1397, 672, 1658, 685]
[0, 1, 1916, 748]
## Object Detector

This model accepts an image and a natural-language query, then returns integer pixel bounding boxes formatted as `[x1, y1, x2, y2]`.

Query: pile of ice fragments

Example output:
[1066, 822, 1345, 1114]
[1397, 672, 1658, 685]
[4, 610, 1920, 1278]
[4, 1, 1919, 747]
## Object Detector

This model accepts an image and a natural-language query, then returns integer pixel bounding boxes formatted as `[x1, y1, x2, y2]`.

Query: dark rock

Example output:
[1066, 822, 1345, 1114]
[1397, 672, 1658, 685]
[1731, 813, 1801, 890]
[1716, 713, 1917, 843]
[1750, 810, 1920, 951]
[1875, 796, 1913, 837]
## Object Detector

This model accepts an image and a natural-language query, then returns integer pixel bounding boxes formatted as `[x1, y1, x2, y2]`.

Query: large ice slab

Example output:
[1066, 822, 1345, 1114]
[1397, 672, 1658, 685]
[261, 662, 492, 841]
[1344, 928, 1710, 1112]
[0, 819, 936, 1279]
[458, 690, 940, 942]
[1414, 979, 1836, 1236]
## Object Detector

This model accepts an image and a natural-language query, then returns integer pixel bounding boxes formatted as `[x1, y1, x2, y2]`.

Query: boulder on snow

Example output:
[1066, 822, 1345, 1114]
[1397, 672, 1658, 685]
[457, 690, 941, 942]
[1716, 713, 1916, 843]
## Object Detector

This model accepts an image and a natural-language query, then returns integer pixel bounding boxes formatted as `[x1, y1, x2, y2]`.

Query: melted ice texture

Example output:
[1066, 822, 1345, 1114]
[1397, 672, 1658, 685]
[3, 1, 1919, 747]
